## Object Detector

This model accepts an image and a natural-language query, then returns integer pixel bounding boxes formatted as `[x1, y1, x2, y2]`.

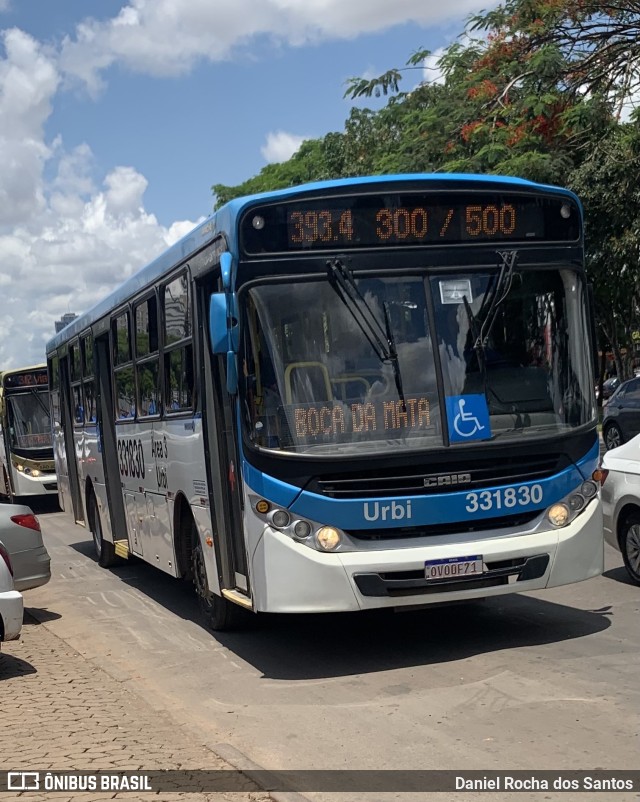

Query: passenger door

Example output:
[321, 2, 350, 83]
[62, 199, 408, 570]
[195, 274, 250, 598]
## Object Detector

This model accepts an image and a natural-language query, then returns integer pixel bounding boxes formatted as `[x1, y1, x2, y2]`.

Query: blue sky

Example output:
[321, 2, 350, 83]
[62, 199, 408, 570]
[0, 0, 491, 367]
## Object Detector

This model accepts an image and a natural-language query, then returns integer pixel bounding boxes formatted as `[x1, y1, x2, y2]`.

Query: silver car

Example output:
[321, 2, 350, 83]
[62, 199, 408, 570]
[600, 439, 640, 585]
[0, 504, 50, 591]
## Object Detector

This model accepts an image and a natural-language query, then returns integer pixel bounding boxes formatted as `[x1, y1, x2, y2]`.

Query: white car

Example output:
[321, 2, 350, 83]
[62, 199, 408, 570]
[600, 438, 640, 585]
[0, 539, 23, 646]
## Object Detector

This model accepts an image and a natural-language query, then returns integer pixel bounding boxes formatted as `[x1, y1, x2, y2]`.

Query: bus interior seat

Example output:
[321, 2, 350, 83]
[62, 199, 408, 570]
[284, 362, 333, 405]
[332, 375, 371, 402]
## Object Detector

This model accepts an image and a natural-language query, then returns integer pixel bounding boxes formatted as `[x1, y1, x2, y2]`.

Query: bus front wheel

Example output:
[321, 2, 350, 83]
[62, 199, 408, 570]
[191, 534, 245, 631]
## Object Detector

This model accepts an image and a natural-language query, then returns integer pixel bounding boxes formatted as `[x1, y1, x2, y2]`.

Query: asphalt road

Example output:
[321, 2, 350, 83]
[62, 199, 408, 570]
[18, 500, 640, 801]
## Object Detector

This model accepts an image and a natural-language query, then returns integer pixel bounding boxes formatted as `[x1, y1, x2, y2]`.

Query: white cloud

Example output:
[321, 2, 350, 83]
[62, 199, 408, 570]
[0, 1, 491, 368]
[261, 131, 307, 163]
[58, 0, 486, 91]
[0, 28, 58, 226]
[422, 47, 446, 86]
[0, 29, 201, 369]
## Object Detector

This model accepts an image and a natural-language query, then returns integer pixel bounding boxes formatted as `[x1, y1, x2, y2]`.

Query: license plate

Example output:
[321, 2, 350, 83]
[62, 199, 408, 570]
[424, 555, 484, 581]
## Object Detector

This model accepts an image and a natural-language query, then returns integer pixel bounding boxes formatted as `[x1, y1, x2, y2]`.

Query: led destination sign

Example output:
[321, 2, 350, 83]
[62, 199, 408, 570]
[241, 192, 580, 253]
[3, 370, 48, 389]
[288, 397, 431, 443]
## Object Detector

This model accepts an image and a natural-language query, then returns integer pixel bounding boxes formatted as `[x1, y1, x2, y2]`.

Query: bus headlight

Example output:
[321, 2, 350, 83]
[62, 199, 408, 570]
[547, 503, 570, 528]
[567, 493, 585, 512]
[545, 480, 598, 529]
[271, 509, 291, 529]
[249, 495, 351, 551]
[315, 526, 341, 551]
[293, 520, 312, 539]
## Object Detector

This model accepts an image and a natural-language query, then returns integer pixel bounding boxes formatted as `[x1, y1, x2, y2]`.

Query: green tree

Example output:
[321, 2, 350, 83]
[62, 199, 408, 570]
[570, 122, 640, 382]
[211, 0, 640, 378]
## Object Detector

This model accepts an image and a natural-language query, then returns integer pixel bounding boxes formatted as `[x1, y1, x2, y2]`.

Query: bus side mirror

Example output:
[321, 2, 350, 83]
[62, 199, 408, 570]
[587, 283, 599, 377]
[209, 292, 238, 354]
[220, 252, 232, 291]
[226, 352, 238, 395]
[209, 293, 228, 354]
[209, 292, 239, 395]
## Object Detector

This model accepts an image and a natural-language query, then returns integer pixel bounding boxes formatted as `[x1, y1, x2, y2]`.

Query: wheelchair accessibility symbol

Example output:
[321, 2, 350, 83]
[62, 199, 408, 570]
[446, 395, 491, 443]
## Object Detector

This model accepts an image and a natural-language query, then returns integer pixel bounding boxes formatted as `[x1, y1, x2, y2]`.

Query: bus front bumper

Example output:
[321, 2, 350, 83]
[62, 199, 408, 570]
[13, 470, 57, 496]
[250, 499, 603, 613]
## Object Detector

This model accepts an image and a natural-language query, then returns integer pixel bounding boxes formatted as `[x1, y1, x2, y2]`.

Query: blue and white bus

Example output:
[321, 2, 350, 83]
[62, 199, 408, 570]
[46, 174, 603, 630]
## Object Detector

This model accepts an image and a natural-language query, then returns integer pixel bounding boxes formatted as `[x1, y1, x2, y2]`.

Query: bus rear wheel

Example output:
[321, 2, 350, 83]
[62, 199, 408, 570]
[191, 534, 245, 631]
[89, 494, 118, 568]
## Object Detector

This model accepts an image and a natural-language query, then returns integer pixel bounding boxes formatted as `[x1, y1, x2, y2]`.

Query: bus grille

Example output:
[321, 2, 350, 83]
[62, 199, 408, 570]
[310, 453, 568, 499]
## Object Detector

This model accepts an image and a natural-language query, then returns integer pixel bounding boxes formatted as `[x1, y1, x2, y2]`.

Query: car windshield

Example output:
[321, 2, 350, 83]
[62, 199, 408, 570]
[6, 390, 52, 451]
[240, 267, 593, 456]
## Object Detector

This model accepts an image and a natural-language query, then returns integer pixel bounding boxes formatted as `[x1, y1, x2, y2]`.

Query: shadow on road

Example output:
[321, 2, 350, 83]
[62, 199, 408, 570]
[24, 607, 62, 624]
[25, 497, 62, 515]
[0, 649, 36, 679]
[214, 596, 613, 680]
[603, 565, 638, 588]
[63, 538, 615, 679]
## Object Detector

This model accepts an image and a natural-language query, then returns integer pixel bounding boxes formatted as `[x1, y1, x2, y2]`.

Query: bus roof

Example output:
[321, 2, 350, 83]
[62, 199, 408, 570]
[0, 364, 46, 379]
[46, 172, 580, 354]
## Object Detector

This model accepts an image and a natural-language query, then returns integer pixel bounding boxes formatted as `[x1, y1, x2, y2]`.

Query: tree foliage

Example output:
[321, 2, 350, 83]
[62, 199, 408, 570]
[211, 0, 640, 377]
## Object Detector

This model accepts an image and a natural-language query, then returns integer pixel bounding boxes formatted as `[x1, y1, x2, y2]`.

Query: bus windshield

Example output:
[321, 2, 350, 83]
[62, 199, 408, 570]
[240, 266, 593, 456]
[6, 389, 53, 451]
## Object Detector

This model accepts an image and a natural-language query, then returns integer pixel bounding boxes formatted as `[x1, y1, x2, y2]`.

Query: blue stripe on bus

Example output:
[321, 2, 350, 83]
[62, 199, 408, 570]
[242, 460, 302, 508]
[243, 439, 599, 529]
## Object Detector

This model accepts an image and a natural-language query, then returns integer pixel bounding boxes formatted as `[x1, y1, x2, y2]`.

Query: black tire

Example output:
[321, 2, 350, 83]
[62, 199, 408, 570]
[620, 512, 640, 586]
[191, 528, 245, 631]
[604, 422, 623, 450]
[89, 493, 118, 568]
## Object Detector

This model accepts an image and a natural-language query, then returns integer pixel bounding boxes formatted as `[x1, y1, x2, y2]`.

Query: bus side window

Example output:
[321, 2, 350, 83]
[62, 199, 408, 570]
[73, 385, 84, 424]
[81, 335, 96, 423]
[163, 275, 193, 412]
[112, 311, 134, 420]
[135, 296, 160, 416]
[165, 346, 193, 411]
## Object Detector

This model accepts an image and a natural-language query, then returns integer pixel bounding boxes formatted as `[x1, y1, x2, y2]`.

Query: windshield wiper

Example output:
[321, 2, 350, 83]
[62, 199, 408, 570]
[462, 251, 518, 413]
[382, 300, 406, 412]
[326, 257, 406, 410]
[474, 250, 518, 356]
[30, 388, 51, 418]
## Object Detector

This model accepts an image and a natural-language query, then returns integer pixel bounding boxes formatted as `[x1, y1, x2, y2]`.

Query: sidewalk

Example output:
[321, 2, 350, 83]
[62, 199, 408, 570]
[0, 613, 272, 802]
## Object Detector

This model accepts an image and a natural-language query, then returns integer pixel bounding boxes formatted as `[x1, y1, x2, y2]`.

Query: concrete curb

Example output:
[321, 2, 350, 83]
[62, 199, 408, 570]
[212, 743, 314, 802]
[25, 605, 310, 802]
